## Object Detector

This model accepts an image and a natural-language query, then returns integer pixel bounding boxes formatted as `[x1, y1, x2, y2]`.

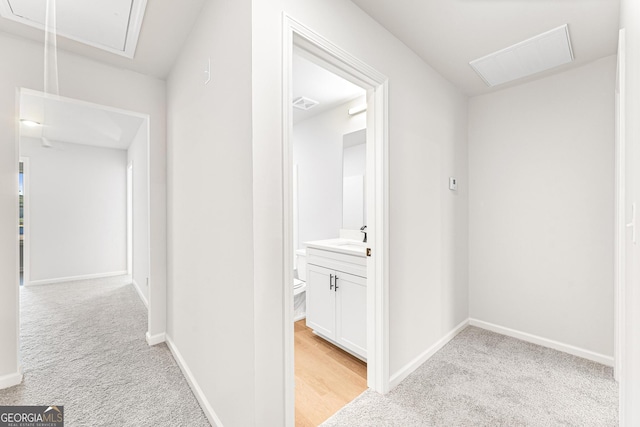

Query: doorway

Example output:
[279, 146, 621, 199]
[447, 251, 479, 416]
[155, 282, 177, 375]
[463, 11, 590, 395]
[18, 158, 29, 287]
[283, 15, 390, 426]
[291, 47, 369, 425]
[15, 87, 153, 339]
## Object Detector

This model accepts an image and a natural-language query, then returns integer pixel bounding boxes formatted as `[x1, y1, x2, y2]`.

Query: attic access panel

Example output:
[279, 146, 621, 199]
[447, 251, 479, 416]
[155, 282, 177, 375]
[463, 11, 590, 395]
[469, 24, 574, 87]
[0, 0, 148, 58]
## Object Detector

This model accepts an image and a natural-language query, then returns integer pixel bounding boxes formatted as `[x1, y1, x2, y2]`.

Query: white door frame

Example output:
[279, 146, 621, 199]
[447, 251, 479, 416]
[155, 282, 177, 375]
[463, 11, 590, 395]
[19, 157, 30, 287]
[614, 28, 626, 387]
[282, 14, 390, 426]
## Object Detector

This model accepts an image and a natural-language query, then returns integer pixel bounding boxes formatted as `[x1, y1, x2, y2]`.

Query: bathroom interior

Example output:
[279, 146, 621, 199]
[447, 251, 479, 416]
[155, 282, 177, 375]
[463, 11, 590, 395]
[291, 49, 371, 426]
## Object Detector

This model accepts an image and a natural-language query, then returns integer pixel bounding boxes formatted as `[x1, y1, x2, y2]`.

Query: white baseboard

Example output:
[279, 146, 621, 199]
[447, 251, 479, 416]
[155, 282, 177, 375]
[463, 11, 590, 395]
[389, 319, 469, 389]
[469, 318, 614, 367]
[166, 335, 224, 427]
[28, 271, 128, 286]
[132, 280, 149, 308]
[146, 331, 166, 346]
[0, 368, 22, 390]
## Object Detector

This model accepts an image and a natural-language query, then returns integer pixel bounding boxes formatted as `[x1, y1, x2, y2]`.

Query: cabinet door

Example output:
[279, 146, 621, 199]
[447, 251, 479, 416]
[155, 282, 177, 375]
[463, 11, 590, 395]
[335, 271, 367, 358]
[306, 264, 336, 339]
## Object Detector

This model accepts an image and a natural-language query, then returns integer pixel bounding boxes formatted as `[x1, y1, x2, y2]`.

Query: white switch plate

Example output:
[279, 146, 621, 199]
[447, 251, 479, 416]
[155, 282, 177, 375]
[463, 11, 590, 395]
[449, 177, 457, 191]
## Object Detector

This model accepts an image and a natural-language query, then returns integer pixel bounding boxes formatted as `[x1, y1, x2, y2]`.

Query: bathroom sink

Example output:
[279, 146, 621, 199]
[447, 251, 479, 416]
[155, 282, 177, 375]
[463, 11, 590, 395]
[335, 243, 366, 251]
[304, 239, 366, 256]
[334, 240, 366, 247]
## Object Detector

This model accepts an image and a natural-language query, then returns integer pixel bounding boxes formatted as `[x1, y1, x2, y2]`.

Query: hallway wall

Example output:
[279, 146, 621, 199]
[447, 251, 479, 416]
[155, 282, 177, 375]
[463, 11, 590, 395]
[252, 0, 469, 423]
[164, 0, 468, 424]
[20, 139, 127, 284]
[127, 123, 150, 303]
[166, 0, 254, 426]
[468, 56, 616, 360]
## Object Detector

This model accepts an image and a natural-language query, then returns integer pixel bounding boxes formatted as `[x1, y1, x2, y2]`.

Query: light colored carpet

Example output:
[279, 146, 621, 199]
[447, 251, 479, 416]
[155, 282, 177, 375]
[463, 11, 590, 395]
[0, 276, 210, 427]
[323, 326, 618, 427]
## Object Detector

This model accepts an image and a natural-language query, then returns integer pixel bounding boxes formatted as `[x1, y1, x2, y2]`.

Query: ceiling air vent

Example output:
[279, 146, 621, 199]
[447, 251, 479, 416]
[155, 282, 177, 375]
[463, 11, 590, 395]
[469, 24, 574, 87]
[292, 96, 319, 111]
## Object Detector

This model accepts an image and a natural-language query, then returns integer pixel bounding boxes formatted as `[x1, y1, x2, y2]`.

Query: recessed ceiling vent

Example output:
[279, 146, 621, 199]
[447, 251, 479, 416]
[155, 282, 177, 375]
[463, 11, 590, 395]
[292, 96, 319, 111]
[469, 24, 574, 87]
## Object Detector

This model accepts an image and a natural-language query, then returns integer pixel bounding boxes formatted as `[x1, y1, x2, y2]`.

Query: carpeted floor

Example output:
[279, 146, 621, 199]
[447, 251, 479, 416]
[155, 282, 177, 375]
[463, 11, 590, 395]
[0, 276, 210, 427]
[323, 326, 618, 426]
[1, 278, 619, 427]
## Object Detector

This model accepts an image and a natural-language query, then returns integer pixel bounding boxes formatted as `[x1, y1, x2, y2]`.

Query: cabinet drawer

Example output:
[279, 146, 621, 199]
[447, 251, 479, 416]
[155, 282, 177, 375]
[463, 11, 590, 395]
[307, 247, 366, 278]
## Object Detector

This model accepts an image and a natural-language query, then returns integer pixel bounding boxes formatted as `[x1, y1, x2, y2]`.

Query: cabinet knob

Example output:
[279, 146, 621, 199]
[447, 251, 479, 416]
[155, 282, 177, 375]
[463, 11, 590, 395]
[334, 276, 339, 291]
[329, 274, 334, 290]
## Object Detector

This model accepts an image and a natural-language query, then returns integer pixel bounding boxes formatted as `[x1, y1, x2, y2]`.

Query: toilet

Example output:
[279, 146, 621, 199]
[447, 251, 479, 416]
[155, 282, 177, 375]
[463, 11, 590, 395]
[293, 249, 307, 321]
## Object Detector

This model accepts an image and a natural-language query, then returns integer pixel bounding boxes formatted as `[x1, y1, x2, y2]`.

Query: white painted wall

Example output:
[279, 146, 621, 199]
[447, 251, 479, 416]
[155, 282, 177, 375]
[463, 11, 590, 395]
[20, 138, 127, 283]
[166, 0, 254, 425]
[620, 1, 640, 424]
[293, 96, 366, 248]
[0, 32, 166, 383]
[468, 57, 616, 358]
[127, 124, 149, 302]
[253, 0, 469, 423]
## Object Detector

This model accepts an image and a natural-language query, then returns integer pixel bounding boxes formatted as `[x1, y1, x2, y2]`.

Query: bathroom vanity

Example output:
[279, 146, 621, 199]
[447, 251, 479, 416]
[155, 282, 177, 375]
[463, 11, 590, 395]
[304, 239, 367, 360]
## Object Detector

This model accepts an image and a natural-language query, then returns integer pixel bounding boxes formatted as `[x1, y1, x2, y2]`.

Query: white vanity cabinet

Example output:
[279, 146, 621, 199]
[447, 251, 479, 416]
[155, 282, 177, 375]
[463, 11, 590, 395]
[305, 242, 367, 360]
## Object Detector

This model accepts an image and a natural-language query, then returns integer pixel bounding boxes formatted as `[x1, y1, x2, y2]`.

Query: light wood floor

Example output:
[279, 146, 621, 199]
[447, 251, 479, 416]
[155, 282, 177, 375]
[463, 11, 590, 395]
[295, 319, 367, 427]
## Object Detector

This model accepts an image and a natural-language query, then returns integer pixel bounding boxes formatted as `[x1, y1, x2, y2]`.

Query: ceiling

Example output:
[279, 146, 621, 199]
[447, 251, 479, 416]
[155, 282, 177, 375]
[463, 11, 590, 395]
[293, 52, 366, 124]
[349, 0, 620, 95]
[0, 1, 620, 94]
[0, 0, 206, 78]
[20, 91, 145, 150]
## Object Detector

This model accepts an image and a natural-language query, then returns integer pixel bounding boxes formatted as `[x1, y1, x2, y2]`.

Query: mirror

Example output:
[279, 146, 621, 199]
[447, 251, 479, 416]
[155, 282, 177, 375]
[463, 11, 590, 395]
[342, 128, 366, 229]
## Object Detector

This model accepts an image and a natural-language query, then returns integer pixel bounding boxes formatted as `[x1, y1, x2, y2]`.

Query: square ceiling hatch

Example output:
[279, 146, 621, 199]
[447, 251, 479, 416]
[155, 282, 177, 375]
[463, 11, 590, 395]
[469, 25, 574, 87]
[0, 0, 147, 58]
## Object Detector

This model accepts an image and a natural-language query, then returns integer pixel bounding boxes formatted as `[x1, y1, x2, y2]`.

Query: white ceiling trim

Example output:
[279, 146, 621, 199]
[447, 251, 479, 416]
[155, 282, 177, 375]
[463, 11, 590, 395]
[0, 0, 148, 58]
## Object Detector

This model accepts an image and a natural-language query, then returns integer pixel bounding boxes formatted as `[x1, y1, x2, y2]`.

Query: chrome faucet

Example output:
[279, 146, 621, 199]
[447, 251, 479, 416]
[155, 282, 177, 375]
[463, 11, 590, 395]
[360, 225, 367, 243]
